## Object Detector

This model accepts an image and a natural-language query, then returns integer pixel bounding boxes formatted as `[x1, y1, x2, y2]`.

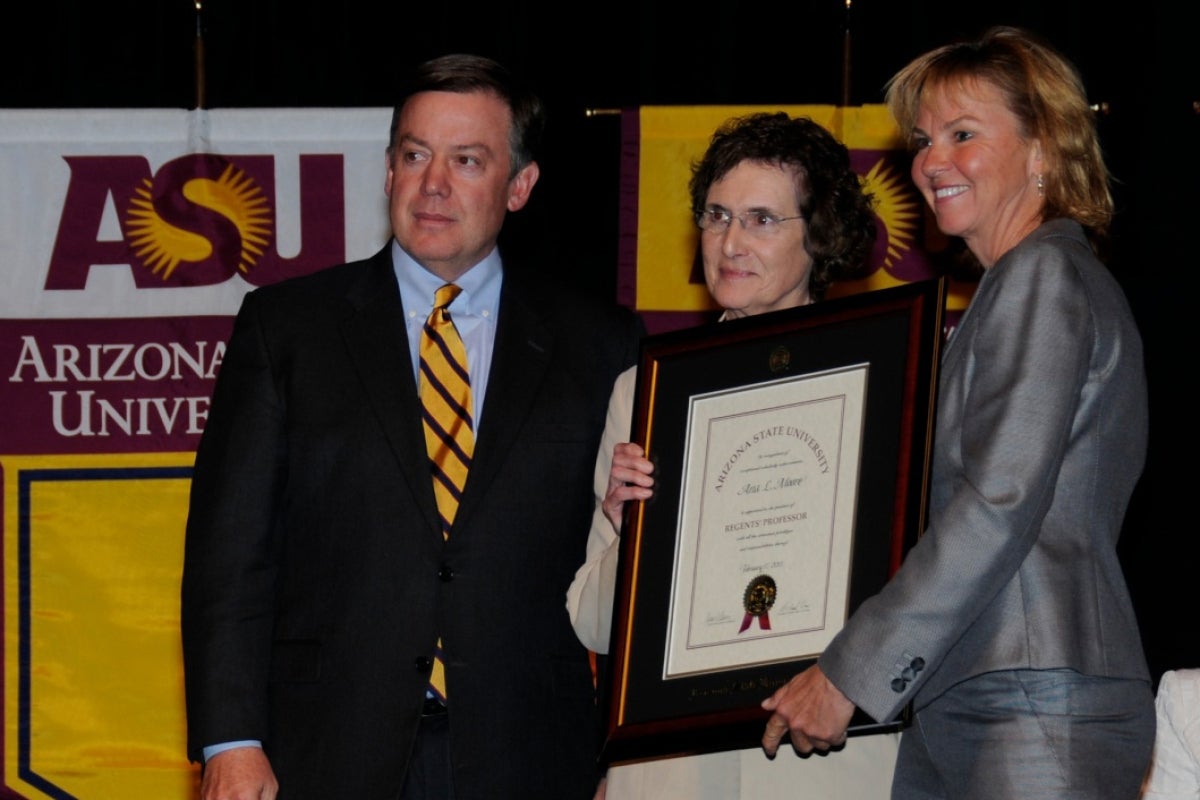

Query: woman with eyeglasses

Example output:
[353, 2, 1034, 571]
[566, 111, 894, 799]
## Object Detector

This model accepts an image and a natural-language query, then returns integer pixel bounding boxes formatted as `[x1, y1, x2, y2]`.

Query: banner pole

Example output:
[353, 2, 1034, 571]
[193, 0, 207, 109]
[841, 0, 852, 107]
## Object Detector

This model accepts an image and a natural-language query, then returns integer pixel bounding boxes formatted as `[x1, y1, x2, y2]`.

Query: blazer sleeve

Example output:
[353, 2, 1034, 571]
[566, 365, 637, 654]
[820, 237, 1096, 723]
[180, 289, 287, 762]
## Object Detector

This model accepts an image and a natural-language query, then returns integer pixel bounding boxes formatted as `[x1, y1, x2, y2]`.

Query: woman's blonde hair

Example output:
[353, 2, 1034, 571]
[885, 26, 1112, 250]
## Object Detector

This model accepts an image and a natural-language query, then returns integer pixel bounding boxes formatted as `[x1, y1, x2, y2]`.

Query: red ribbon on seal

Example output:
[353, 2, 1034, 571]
[738, 609, 771, 633]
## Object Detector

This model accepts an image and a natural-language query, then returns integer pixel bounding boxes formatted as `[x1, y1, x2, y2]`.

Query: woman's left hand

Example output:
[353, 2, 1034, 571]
[761, 664, 855, 756]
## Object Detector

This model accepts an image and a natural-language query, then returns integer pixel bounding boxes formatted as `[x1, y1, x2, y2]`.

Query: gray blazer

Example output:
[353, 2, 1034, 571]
[821, 218, 1149, 724]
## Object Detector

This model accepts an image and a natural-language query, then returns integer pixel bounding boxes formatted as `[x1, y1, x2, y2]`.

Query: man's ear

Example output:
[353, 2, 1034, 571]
[506, 161, 540, 212]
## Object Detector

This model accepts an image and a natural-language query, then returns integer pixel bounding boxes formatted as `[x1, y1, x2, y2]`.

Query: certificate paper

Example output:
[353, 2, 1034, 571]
[666, 365, 867, 677]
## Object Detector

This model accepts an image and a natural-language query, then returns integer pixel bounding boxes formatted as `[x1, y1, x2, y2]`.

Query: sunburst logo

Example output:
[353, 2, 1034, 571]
[861, 157, 922, 273]
[125, 157, 273, 281]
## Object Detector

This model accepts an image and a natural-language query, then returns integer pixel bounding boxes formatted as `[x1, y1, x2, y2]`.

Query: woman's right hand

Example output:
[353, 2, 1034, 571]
[602, 442, 656, 531]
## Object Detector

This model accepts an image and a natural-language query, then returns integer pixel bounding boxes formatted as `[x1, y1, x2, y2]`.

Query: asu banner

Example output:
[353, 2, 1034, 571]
[617, 105, 976, 334]
[0, 108, 391, 799]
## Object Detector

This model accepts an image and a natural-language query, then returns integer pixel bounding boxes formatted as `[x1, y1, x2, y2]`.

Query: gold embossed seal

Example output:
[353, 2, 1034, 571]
[739, 574, 777, 632]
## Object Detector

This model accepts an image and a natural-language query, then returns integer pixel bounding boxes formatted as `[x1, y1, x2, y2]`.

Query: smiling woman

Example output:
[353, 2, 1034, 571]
[906, 77, 1047, 267]
[757, 26, 1156, 800]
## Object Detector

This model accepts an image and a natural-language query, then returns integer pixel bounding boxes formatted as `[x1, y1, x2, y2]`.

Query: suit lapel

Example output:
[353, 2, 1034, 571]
[940, 264, 995, 376]
[452, 279, 552, 532]
[338, 246, 441, 535]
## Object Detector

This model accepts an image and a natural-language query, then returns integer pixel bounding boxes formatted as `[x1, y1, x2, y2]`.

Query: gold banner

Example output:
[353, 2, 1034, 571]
[2, 453, 199, 799]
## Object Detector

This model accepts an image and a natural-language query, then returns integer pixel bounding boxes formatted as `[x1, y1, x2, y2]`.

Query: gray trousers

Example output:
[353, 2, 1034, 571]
[893, 668, 1155, 800]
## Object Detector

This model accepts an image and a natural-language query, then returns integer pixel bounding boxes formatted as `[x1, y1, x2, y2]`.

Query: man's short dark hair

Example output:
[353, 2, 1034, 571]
[387, 53, 545, 177]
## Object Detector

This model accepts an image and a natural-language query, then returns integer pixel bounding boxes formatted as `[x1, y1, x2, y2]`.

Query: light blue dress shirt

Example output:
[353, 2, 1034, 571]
[392, 239, 501, 423]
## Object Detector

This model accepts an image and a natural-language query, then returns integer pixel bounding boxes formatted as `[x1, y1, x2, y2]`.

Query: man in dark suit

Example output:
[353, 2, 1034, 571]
[181, 54, 644, 800]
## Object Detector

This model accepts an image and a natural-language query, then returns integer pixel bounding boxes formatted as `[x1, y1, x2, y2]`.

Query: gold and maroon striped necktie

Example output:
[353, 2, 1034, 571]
[418, 283, 474, 702]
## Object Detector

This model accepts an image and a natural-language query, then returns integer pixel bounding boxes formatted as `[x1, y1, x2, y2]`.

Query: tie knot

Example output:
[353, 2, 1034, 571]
[434, 284, 462, 311]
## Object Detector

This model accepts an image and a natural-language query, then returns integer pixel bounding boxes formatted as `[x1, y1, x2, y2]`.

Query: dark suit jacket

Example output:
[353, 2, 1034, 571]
[821, 219, 1150, 723]
[181, 245, 645, 799]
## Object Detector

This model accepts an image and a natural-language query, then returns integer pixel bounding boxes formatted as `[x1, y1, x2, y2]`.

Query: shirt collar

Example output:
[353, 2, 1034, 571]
[391, 239, 503, 318]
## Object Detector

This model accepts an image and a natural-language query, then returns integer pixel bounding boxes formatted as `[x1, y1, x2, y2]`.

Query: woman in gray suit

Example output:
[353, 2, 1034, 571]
[759, 26, 1155, 799]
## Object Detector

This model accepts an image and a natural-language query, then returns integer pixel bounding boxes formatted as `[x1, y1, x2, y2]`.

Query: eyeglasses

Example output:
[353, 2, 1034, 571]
[695, 208, 805, 238]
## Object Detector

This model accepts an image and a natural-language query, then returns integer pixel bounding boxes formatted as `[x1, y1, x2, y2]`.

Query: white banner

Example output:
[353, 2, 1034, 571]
[1, 108, 392, 319]
[0, 107, 392, 800]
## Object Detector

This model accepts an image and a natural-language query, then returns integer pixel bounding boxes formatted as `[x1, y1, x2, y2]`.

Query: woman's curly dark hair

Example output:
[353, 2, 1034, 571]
[688, 112, 876, 300]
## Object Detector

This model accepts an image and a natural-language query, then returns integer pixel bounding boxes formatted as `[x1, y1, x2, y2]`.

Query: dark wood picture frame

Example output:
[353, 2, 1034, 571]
[601, 278, 946, 765]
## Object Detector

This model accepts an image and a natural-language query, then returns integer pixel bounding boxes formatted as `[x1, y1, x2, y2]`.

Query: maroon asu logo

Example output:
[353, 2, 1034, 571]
[45, 153, 347, 289]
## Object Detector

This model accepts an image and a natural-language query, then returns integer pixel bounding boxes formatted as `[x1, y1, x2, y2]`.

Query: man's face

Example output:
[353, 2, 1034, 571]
[385, 90, 539, 281]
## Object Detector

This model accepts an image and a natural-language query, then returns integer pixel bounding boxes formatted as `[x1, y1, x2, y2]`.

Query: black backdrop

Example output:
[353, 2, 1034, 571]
[2, 1, 1193, 683]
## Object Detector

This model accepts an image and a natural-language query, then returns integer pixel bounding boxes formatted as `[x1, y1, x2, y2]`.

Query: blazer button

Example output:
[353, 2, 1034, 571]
[415, 656, 433, 674]
[911, 657, 925, 672]
[438, 564, 455, 581]
[891, 677, 907, 693]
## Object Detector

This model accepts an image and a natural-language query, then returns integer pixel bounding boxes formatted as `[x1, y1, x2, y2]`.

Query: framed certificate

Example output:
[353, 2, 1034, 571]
[601, 278, 945, 765]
